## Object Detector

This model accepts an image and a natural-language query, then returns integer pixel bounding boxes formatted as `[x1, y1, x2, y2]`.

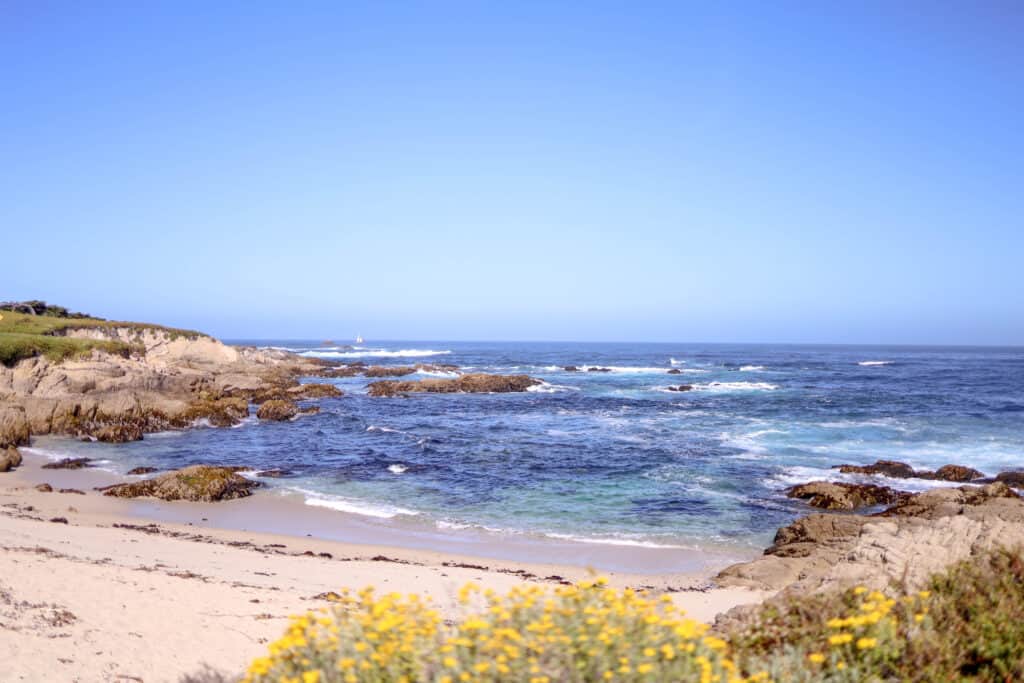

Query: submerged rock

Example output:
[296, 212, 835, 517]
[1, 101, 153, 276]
[0, 446, 22, 473]
[786, 481, 908, 510]
[101, 465, 259, 502]
[926, 464, 984, 482]
[127, 466, 158, 475]
[256, 399, 299, 421]
[178, 397, 250, 427]
[363, 366, 417, 378]
[587, 367, 612, 373]
[563, 366, 579, 372]
[288, 383, 343, 400]
[255, 468, 293, 478]
[667, 369, 682, 375]
[42, 458, 93, 470]
[667, 385, 694, 392]
[367, 374, 541, 397]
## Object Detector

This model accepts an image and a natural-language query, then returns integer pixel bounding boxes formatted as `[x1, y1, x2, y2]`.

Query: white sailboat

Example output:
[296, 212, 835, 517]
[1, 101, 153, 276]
[355, 334, 364, 345]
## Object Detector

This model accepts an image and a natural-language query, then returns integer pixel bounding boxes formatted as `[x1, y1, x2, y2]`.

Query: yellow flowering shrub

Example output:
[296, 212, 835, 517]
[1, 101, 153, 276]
[244, 578, 767, 683]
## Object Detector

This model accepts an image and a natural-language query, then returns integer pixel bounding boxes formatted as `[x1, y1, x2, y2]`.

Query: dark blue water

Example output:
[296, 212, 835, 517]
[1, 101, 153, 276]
[29, 342, 1024, 551]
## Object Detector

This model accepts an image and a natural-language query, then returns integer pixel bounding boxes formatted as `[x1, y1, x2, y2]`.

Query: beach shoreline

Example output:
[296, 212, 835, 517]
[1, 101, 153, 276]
[0, 451, 772, 682]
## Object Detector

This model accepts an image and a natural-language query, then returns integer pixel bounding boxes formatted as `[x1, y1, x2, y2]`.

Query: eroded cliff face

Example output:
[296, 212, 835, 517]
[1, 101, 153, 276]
[0, 327, 337, 445]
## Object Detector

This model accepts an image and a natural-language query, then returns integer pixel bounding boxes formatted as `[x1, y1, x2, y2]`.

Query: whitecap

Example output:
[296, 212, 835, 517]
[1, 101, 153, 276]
[692, 381, 779, 392]
[739, 365, 766, 372]
[858, 360, 893, 366]
[387, 464, 408, 474]
[367, 425, 401, 433]
[297, 489, 419, 518]
[670, 357, 685, 365]
[576, 365, 673, 374]
[527, 381, 579, 393]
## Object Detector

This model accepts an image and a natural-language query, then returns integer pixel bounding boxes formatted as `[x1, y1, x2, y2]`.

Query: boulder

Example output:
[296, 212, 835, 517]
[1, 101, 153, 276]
[0, 405, 31, 449]
[177, 397, 249, 427]
[667, 385, 694, 392]
[587, 367, 612, 373]
[367, 374, 541, 397]
[127, 466, 158, 475]
[667, 369, 682, 375]
[880, 482, 1020, 520]
[994, 471, 1024, 487]
[256, 399, 299, 421]
[101, 465, 259, 502]
[835, 459, 917, 478]
[927, 464, 984, 482]
[93, 422, 144, 443]
[785, 481, 908, 510]
[42, 458, 93, 470]
[0, 446, 22, 472]
[35, 483, 53, 492]
[563, 366, 579, 372]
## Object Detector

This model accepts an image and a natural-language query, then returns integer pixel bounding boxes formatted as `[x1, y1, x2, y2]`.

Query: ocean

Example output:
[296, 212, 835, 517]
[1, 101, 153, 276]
[27, 341, 1024, 555]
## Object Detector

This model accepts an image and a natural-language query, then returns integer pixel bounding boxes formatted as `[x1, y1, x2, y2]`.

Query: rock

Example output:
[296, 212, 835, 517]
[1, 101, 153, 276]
[994, 471, 1024, 487]
[563, 366, 579, 372]
[178, 397, 249, 427]
[367, 374, 541, 397]
[785, 481, 909, 510]
[49, 517, 68, 524]
[101, 465, 260, 502]
[363, 366, 417, 378]
[42, 458, 93, 470]
[93, 422, 144, 443]
[256, 399, 299, 421]
[927, 464, 984, 482]
[127, 466, 158, 475]
[667, 385, 693, 392]
[0, 446, 22, 472]
[717, 482, 1024, 594]
[298, 405, 320, 416]
[0, 405, 31, 449]
[587, 367, 612, 373]
[59, 488, 85, 495]
[667, 369, 682, 375]
[35, 483, 53, 492]
[835, 459, 917, 478]
[287, 383, 343, 400]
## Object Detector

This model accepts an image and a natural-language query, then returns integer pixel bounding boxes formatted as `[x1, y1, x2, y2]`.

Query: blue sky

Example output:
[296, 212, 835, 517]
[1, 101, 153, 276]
[3, 2, 1022, 343]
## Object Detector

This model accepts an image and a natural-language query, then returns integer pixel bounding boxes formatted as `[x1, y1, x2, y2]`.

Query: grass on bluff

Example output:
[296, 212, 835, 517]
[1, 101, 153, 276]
[0, 309, 207, 367]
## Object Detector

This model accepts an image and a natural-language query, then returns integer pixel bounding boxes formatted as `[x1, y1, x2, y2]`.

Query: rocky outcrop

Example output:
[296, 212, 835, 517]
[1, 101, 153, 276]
[835, 459, 985, 482]
[992, 471, 1024, 487]
[786, 481, 908, 510]
[0, 446, 22, 472]
[42, 458, 93, 470]
[666, 385, 693, 392]
[667, 369, 682, 375]
[127, 466, 158, 475]
[176, 397, 250, 427]
[563, 366, 579, 372]
[716, 482, 1024, 594]
[101, 465, 258, 502]
[256, 399, 299, 421]
[367, 374, 541, 397]
[587, 367, 612, 373]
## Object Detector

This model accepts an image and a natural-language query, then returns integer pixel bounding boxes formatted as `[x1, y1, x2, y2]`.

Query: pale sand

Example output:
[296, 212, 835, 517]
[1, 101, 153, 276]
[0, 455, 772, 682]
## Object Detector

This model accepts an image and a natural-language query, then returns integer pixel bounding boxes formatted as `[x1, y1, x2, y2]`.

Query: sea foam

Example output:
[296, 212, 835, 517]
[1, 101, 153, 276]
[858, 360, 894, 366]
[301, 348, 452, 359]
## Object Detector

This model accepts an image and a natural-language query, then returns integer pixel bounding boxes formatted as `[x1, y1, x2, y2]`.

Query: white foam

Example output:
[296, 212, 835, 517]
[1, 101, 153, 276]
[367, 425, 401, 433]
[415, 369, 460, 378]
[298, 489, 419, 518]
[670, 358, 685, 365]
[858, 360, 894, 366]
[527, 381, 578, 393]
[576, 365, 673, 374]
[387, 464, 408, 474]
[543, 532, 690, 550]
[692, 381, 779, 392]
[739, 365, 766, 372]
[302, 348, 452, 359]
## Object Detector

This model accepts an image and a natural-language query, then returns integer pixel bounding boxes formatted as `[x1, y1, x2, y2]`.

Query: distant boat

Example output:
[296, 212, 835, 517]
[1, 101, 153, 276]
[355, 334, 364, 344]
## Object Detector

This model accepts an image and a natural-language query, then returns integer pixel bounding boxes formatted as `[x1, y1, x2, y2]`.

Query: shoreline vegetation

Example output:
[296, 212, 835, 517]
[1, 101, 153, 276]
[2, 302, 1023, 680]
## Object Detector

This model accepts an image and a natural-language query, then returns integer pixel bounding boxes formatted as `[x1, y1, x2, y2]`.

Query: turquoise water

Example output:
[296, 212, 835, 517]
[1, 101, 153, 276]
[28, 342, 1024, 552]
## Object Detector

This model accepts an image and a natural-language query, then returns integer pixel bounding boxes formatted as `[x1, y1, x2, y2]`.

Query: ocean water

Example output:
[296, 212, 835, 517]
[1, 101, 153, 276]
[29, 342, 1024, 552]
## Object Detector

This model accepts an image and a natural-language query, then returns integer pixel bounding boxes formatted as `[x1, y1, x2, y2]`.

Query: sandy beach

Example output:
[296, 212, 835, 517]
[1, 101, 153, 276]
[0, 451, 771, 682]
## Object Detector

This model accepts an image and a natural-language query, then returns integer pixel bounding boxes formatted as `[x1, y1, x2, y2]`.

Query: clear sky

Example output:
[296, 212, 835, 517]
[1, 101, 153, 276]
[3, 2, 1022, 344]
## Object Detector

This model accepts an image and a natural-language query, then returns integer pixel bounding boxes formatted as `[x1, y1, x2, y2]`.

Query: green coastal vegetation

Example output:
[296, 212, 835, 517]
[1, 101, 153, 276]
[246, 547, 1024, 682]
[0, 301, 206, 367]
